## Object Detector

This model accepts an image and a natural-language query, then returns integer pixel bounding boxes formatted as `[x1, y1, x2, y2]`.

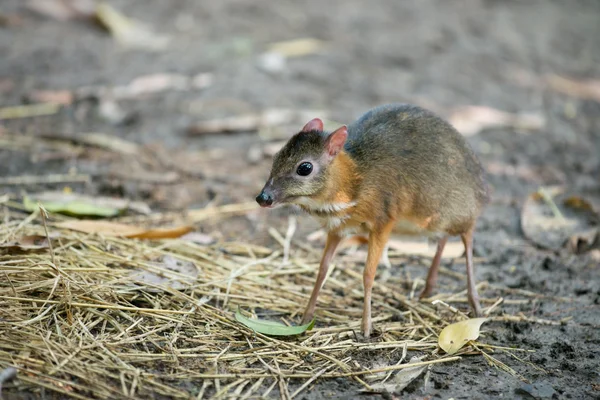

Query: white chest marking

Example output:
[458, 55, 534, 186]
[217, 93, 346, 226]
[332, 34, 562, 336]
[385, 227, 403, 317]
[293, 197, 357, 214]
[318, 215, 351, 230]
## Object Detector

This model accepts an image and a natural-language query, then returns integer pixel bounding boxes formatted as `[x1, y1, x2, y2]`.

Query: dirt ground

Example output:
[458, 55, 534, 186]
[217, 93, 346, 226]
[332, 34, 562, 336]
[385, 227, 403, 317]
[1, 0, 599, 399]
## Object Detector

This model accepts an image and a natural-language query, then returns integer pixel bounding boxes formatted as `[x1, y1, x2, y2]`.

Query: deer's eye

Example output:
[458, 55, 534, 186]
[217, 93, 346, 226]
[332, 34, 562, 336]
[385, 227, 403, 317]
[296, 162, 313, 176]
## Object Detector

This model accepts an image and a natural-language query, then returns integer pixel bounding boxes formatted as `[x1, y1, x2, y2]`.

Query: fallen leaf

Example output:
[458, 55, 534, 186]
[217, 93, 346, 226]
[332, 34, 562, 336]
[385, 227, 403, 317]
[438, 318, 488, 355]
[130, 255, 198, 291]
[449, 105, 545, 136]
[95, 2, 170, 51]
[128, 226, 193, 240]
[521, 187, 600, 252]
[267, 38, 325, 57]
[57, 221, 144, 236]
[371, 356, 427, 393]
[24, 192, 150, 217]
[56, 220, 192, 239]
[24, 194, 120, 217]
[235, 308, 315, 336]
[0, 235, 50, 252]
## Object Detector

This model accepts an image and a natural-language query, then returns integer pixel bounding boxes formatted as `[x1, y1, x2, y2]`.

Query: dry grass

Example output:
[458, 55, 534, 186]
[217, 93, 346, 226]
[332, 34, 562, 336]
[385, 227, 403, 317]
[0, 202, 545, 399]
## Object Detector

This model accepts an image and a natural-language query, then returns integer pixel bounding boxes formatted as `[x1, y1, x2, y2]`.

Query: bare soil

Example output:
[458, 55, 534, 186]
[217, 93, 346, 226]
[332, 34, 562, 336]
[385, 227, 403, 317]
[1, 0, 599, 399]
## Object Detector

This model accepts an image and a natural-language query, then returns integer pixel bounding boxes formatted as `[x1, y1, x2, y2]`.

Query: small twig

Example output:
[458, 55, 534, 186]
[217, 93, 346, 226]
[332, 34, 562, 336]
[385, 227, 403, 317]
[39, 205, 56, 268]
[538, 187, 565, 221]
[290, 363, 335, 398]
[281, 216, 297, 266]
[484, 297, 504, 316]
[431, 299, 469, 320]
[0, 296, 192, 314]
[471, 342, 525, 381]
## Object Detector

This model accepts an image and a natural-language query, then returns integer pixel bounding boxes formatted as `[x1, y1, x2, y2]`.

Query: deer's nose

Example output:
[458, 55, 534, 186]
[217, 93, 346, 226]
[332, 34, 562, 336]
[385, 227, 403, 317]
[255, 191, 274, 207]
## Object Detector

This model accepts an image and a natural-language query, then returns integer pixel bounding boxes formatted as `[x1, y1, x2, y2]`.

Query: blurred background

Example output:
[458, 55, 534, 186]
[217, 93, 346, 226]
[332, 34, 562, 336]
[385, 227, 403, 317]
[1, 1, 599, 397]
[1, 0, 599, 248]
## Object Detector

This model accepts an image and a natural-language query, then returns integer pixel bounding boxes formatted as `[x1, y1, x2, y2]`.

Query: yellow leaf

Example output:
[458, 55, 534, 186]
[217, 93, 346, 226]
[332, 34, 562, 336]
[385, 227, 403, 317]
[438, 318, 488, 355]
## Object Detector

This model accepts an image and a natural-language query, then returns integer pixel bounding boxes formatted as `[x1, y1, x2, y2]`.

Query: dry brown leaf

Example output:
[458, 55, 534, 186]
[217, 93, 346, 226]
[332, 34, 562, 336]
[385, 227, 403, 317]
[449, 105, 545, 136]
[370, 356, 427, 393]
[128, 226, 193, 240]
[130, 254, 198, 291]
[521, 186, 600, 252]
[0, 235, 50, 252]
[57, 221, 146, 236]
[56, 220, 192, 239]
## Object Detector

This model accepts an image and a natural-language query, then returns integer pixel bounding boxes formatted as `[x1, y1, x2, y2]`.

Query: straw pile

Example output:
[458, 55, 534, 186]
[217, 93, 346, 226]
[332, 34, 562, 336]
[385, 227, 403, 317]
[0, 201, 537, 399]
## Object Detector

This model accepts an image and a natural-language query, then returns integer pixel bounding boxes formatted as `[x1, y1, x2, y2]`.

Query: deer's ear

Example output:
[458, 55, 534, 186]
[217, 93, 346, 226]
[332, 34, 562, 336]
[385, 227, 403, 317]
[325, 125, 347, 157]
[301, 118, 324, 132]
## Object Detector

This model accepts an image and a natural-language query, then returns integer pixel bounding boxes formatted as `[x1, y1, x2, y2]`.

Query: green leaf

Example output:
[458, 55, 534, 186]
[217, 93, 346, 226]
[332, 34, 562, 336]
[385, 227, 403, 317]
[23, 195, 121, 217]
[235, 307, 315, 336]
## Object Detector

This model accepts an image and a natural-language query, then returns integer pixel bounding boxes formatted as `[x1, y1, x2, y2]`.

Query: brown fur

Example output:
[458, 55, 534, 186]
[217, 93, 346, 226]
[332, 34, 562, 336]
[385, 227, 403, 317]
[257, 103, 490, 337]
